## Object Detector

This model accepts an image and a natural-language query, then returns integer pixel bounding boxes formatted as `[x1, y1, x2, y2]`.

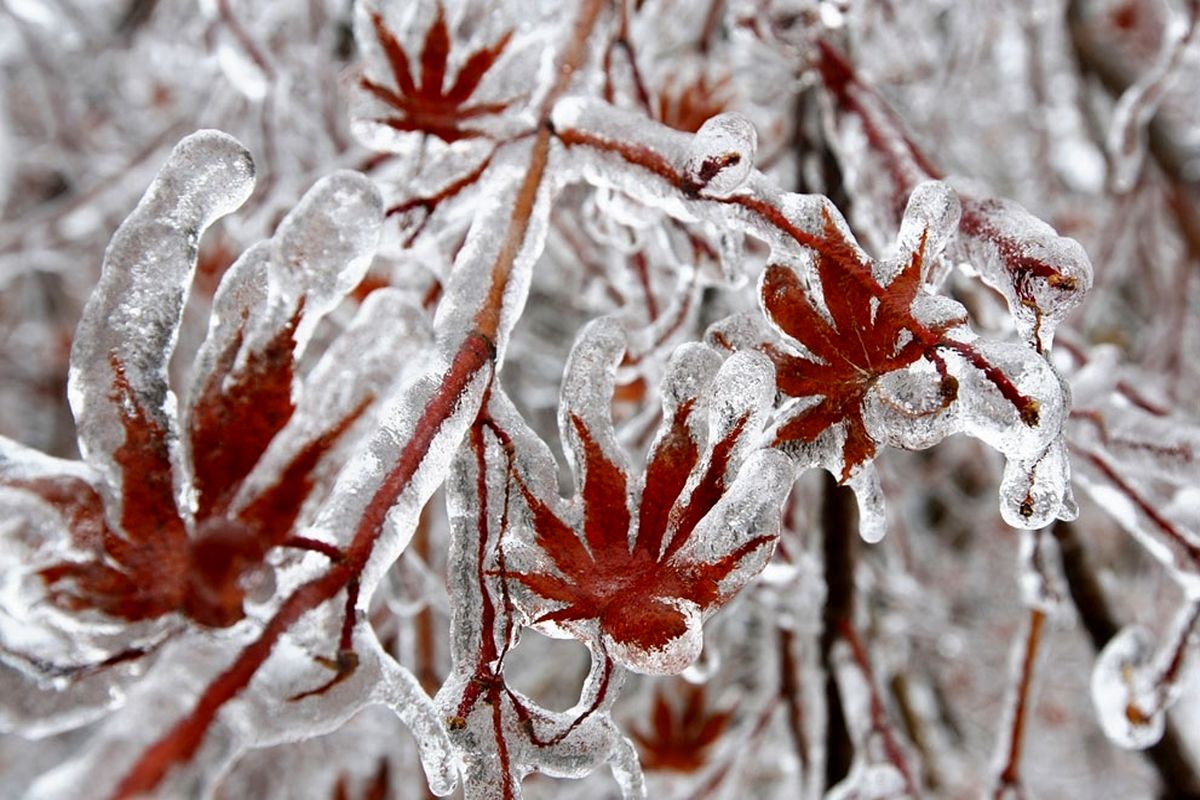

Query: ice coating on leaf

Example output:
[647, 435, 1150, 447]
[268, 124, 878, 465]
[349, 0, 542, 160]
[179, 243, 272, 512]
[889, 180, 960, 285]
[954, 194, 1093, 353]
[497, 324, 788, 675]
[0, 436, 175, 678]
[437, 409, 645, 798]
[1106, 2, 1200, 192]
[659, 342, 723, 417]
[185, 243, 271, 408]
[809, 40, 1090, 353]
[559, 316, 634, 492]
[67, 130, 254, 514]
[267, 170, 383, 347]
[230, 288, 432, 521]
[1091, 625, 1165, 750]
[683, 113, 757, 197]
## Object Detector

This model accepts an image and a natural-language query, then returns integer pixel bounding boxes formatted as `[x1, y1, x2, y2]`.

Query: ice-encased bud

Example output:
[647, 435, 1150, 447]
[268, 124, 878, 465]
[1091, 625, 1165, 750]
[684, 113, 757, 197]
[999, 436, 1075, 529]
[952, 339, 1064, 460]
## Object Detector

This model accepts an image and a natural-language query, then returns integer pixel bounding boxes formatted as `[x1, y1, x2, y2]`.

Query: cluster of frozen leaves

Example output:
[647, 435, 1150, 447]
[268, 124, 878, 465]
[2, 0, 1200, 798]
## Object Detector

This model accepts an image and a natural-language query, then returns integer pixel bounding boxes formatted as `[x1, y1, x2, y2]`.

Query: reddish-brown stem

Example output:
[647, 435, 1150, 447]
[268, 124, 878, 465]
[387, 149, 496, 246]
[778, 626, 811, 782]
[284, 536, 344, 561]
[554, 125, 1040, 420]
[821, 474, 856, 790]
[994, 608, 1046, 796]
[112, 5, 609, 791]
[838, 620, 919, 796]
[1077, 448, 1200, 571]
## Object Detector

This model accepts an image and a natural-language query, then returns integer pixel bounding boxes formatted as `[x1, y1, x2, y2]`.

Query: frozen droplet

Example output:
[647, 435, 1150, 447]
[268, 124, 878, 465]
[683, 113, 757, 197]
[1091, 625, 1164, 750]
[999, 437, 1074, 530]
[848, 465, 887, 543]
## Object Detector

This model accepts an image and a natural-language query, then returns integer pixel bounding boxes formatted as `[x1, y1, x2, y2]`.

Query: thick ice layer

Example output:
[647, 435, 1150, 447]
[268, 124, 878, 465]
[953, 194, 1093, 353]
[67, 130, 254, 517]
[266, 170, 383, 349]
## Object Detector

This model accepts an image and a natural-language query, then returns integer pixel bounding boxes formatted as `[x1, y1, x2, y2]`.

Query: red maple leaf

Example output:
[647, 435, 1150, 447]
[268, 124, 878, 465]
[631, 682, 733, 772]
[24, 311, 367, 628]
[498, 328, 787, 674]
[360, 4, 515, 144]
[757, 209, 963, 481]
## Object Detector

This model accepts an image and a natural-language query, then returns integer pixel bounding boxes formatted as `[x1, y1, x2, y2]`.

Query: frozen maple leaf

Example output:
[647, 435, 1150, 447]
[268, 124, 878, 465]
[630, 682, 733, 772]
[0, 137, 392, 634]
[706, 182, 1042, 489]
[496, 317, 792, 674]
[356, 2, 516, 145]
[756, 201, 963, 482]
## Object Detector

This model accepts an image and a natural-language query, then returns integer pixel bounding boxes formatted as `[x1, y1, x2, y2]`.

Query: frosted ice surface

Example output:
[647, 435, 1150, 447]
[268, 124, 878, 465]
[268, 170, 382, 346]
[67, 130, 254, 510]
[683, 113, 757, 197]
